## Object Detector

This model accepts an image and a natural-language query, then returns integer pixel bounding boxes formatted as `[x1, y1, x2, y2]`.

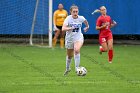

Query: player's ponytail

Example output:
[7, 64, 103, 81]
[92, 6, 108, 15]
[92, 9, 100, 15]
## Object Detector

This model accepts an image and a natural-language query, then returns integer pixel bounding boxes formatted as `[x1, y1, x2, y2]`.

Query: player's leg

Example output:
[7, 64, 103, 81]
[100, 42, 108, 52]
[99, 37, 108, 54]
[66, 49, 73, 71]
[60, 30, 65, 48]
[107, 34, 113, 63]
[64, 39, 74, 76]
[107, 39, 113, 63]
[74, 41, 83, 71]
[53, 30, 60, 47]
[64, 49, 73, 76]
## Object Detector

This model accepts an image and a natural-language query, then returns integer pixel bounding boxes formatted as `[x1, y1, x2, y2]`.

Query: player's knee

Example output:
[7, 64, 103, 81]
[55, 32, 60, 38]
[61, 33, 65, 38]
[108, 45, 113, 50]
[74, 49, 80, 55]
[55, 34, 59, 38]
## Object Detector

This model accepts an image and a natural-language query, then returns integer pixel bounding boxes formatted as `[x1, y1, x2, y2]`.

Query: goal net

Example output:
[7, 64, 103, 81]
[0, 0, 52, 47]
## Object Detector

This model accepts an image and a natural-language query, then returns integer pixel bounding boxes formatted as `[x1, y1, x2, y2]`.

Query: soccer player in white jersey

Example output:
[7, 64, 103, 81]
[62, 5, 89, 75]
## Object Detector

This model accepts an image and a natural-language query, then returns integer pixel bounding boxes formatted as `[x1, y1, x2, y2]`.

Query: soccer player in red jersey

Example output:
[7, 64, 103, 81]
[96, 6, 117, 63]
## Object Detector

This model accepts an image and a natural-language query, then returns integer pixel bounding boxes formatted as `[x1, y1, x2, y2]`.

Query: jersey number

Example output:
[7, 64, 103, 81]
[72, 28, 79, 32]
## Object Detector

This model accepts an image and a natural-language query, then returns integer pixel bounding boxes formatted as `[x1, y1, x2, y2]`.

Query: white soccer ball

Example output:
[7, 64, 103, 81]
[76, 67, 87, 76]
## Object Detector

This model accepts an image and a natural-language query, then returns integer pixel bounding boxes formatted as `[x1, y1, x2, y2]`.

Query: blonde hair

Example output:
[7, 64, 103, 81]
[94, 9, 100, 13]
[100, 6, 106, 10]
[92, 6, 107, 15]
[70, 4, 78, 12]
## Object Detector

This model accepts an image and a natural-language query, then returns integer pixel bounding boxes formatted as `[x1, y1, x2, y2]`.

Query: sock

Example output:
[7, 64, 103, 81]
[100, 46, 104, 52]
[74, 53, 80, 71]
[100, 47, 103, 52]
[66, 56, 72, 71]
[108, 50, 113, 62]
[52, 38, 57, 47]
[60, 38, 64, 48]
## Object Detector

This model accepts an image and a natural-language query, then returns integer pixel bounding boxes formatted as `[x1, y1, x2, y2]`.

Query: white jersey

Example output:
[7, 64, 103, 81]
[63, 15, 86, 49]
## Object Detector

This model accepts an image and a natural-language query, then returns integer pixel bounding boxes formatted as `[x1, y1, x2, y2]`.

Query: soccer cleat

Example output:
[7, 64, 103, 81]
[99, 46, 102, 55]
[109, 61, 112, 63]
[63, 68, 71, 76]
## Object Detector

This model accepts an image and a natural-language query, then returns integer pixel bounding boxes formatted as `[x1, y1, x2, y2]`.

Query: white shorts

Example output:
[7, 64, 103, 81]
[65, 35, 84, 49]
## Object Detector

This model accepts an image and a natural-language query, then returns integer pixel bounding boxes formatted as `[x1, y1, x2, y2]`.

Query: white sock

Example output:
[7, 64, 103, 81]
[74, 53, 80, 71]
[66, 56, 72, 71]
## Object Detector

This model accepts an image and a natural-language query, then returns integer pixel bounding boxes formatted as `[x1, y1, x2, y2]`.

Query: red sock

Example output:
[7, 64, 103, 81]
[108, 50, 113, 61]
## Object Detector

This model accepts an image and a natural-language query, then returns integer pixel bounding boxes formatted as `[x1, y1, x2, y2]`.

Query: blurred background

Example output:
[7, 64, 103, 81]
[0, 0, 140, 45]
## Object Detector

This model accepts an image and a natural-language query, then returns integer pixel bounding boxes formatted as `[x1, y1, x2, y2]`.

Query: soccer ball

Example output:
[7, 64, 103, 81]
[76, 67, 87, 76]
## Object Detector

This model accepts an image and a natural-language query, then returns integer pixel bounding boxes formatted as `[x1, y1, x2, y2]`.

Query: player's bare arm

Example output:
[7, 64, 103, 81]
[53, 12, 56, 26]
[53, 12, 59, 30]
[96, 23, 107, 30]
[110, 20, 117, 28]
[83, 20, 89, 32]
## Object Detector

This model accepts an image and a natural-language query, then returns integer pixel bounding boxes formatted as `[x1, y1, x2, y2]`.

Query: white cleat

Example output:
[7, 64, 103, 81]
[63, 68, 71, 76]
[109, 61, 112, 63]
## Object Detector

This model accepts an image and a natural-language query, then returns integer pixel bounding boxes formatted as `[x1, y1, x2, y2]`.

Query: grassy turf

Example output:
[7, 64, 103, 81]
[0, 44, 140, 93]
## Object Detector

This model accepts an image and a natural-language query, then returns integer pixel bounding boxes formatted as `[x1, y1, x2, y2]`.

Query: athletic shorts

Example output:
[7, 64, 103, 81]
[56, 26, 62, 30]
[65, 35, 84, 49]
[99, 33, 113, 44]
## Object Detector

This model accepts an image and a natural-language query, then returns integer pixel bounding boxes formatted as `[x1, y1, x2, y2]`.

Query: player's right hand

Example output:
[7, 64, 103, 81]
[102, 23, 107, 28]
[83, 27, 89, 32]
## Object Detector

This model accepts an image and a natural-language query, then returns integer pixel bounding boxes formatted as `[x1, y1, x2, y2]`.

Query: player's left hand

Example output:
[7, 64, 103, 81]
[110, 20, 117, 28]
[113, 20, 117, 25]
[83, 27, 89, 32]
[112, 20, 117, 25]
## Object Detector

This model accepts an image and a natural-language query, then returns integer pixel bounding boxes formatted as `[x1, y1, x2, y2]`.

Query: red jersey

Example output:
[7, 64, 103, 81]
[96, 15, 112, 36]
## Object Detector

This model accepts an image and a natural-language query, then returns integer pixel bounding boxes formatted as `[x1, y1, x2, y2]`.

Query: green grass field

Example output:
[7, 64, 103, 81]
[0, 44, 140, 93]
